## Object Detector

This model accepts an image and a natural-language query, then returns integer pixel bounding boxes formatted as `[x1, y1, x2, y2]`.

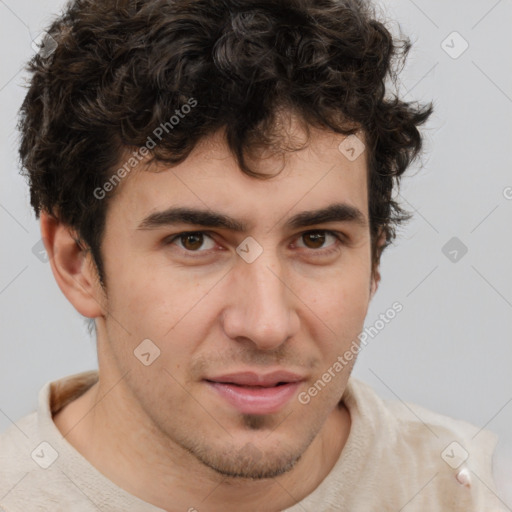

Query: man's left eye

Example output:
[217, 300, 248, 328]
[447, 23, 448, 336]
[295, 230, 340, 250]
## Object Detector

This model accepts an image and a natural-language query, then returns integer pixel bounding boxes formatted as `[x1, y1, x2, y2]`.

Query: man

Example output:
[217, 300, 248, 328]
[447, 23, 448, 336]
[0, 0, 507, 510]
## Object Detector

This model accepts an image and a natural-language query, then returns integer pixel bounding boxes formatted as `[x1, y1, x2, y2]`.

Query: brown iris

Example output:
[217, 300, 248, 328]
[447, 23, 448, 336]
[302, 231, 326, 249]
[180, 233, 204, 251]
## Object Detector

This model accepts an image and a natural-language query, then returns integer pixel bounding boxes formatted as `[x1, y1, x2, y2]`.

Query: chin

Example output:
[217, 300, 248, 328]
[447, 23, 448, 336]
[199, 445, 303, 480]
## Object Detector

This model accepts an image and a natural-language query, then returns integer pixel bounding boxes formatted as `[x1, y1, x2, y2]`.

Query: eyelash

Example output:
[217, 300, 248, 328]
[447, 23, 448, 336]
[164, 230, 345, 258]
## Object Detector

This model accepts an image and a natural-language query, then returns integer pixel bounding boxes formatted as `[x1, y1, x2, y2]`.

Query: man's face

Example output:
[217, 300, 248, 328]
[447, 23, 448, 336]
[96, 122, 376, 479]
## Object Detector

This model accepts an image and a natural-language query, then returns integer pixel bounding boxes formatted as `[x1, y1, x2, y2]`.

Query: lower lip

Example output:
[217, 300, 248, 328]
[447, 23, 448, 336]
[206, 381, 301, 415]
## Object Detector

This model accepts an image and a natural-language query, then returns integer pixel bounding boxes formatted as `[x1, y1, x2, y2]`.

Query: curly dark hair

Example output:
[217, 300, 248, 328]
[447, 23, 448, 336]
[19, 0, 432, 288]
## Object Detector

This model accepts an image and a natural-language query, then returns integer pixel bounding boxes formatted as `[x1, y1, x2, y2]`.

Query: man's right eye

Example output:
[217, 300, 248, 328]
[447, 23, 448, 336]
[165, 231, 217, 252]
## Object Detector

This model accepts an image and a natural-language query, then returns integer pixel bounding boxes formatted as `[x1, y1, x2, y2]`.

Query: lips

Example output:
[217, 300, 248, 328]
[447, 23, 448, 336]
[205, 371, 305, 415]
[207, 371, 304, 387]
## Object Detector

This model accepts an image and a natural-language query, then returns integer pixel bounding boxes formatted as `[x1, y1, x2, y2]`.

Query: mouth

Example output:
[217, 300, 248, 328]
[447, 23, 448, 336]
[204, 370, 305, 415]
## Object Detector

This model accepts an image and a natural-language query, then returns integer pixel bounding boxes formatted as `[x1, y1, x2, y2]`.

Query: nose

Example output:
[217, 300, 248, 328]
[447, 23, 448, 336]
[221, 252, 300, 351]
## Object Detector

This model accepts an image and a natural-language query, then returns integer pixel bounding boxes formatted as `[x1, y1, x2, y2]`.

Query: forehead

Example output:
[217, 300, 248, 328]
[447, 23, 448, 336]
[108, 123, 369, 230]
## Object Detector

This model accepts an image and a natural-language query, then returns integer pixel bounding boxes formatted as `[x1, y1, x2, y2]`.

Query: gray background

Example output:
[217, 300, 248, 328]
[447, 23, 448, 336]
[1, 0, 511, 500]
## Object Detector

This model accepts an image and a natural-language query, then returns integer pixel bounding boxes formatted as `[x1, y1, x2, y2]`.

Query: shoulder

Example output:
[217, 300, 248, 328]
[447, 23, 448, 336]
[345, 378, 508, 511]
[347, 377, 497, 454]
[0, 412, 46, 510]
[491, 437, 512, 509]
[0, 411, 39, 481]
[0, 375, 101, 512]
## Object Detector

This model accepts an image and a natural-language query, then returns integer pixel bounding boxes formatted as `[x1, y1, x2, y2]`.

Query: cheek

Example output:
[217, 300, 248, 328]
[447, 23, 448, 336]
[302, 266, 371, 347]
[310, 254, 371, 306]
[104, 263, 221, 364]
[106, 255, 185, 323]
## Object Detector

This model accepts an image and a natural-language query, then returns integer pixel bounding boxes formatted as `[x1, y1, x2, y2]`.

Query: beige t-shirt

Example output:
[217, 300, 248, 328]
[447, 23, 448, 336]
[0, 371, 506, 511]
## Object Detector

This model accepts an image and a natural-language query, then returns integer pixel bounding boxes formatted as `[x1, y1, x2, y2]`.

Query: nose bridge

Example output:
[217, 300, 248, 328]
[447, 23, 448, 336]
[223, 246, 298, 350]
[249, 255, 287, 315]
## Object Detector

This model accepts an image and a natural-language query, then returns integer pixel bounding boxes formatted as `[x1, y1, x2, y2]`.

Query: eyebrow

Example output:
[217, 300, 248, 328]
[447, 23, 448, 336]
[136, 202, 367, 232]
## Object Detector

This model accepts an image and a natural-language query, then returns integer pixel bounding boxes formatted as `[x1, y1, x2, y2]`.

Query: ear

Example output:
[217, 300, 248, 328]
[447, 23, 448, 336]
[370, 266, 381, 300]
[40, 211, 106, 318]
[370, 230, 387, 300]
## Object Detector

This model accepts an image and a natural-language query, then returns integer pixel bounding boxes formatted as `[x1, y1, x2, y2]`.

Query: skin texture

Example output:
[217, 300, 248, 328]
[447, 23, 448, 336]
[43, 119, 383, 512]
